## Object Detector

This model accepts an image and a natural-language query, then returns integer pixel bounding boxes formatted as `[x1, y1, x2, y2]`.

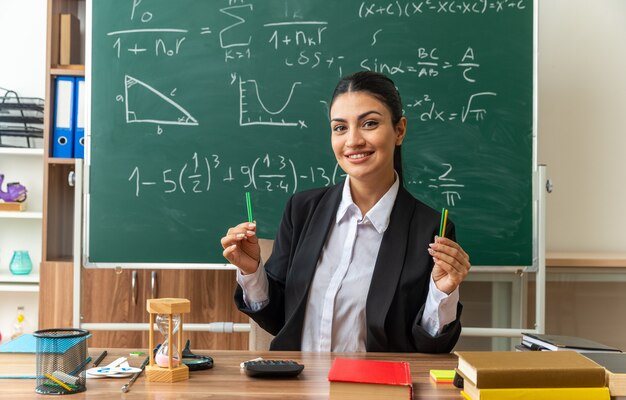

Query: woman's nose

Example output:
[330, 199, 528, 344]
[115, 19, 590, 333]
[345, 128, 365, 147]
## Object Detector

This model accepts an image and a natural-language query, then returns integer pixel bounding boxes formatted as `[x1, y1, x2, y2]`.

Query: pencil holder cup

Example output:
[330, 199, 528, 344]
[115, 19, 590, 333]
[33, 329, 90, 395]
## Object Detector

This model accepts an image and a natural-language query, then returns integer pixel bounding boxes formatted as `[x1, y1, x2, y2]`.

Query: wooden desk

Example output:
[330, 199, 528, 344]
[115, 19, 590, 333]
[547, 252, 626, 268]
[3, 349, 462, 399]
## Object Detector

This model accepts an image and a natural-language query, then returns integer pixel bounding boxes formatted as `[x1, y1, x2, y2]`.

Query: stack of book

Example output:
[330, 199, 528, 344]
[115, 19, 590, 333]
[455, 351, 610, 400]
[519, 333, 622, 353]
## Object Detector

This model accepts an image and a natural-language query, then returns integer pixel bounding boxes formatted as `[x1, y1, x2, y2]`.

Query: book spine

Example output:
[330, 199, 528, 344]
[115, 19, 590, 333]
[477, 368, 606, 389]
[402, 362, 411, 384]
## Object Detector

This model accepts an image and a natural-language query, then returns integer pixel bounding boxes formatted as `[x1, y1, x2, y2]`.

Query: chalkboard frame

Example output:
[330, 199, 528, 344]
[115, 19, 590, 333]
[82, 0, 540, 271]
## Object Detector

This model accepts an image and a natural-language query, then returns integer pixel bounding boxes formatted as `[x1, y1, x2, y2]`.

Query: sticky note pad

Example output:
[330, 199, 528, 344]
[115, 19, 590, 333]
[430, 369, 456, 383]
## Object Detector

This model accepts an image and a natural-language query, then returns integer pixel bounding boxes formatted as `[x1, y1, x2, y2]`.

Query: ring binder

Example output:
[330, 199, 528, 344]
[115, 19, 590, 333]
[73, 77, 85, 159]
[52, 76, 75, 158]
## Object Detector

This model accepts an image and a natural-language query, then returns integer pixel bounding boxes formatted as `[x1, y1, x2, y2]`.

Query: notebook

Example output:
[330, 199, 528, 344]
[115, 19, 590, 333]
[522, 333, 621, 353]
[0, 334, 36, 353]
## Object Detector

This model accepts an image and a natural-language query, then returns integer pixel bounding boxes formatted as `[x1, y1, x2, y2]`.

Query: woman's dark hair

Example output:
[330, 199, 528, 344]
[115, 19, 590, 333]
[330, 71, 405, 186]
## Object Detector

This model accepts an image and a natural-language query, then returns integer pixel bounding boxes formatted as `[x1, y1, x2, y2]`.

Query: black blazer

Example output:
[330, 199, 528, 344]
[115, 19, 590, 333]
[235, 182, 462, 352]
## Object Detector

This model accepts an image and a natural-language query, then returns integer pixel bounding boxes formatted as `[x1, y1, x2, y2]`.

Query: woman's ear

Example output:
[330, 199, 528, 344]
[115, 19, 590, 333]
[395, 117, 407, 145]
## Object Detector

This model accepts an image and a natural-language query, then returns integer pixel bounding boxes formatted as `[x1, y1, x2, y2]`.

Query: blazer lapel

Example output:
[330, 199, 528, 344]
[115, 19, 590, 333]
[365, 187, 416, 348]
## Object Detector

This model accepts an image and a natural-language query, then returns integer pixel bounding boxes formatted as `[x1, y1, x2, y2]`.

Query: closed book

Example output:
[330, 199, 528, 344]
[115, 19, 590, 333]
[462, 379, 610, 400]
[455, 351, 606, 389]
[0, 202, 25, 211]
[522, 333, 622, 353]
[59, 13, 81, 65]
[584, 352, 626, 396]
[328, 358, 412, 400]
[514, 344, 533, 352]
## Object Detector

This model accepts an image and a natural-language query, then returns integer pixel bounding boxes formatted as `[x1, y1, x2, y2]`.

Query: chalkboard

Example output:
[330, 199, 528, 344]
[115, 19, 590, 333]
[87, 0, 535, 267]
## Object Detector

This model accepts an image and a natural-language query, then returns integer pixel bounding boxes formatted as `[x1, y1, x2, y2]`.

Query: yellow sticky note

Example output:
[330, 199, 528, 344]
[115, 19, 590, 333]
[429, 369, 456, 383]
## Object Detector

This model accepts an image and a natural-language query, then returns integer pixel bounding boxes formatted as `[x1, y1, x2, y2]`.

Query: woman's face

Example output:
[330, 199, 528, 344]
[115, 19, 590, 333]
[330, 91, 406, 186]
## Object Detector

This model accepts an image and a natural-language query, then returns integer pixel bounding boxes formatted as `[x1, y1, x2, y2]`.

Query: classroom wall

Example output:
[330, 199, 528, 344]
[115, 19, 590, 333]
[0, 0, 47, 98]
[528, 279, 626, 352]
[538, 0, 626, 254]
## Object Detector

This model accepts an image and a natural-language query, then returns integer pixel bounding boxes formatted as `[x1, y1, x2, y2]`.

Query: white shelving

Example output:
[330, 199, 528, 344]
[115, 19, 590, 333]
[0, 148, 42, 341]
[0, 0, 47, 343]
[0, 273, 39, 283]
[0, 211, 43, 219]
[0, 150, 43, 290]
[0, 148, 44, 156]
[0, 273, 39, 292]
[0, 285, 39, 293]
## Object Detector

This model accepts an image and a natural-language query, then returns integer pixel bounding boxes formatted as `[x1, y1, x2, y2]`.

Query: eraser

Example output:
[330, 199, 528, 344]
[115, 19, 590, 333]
[52, 370, 79, 385]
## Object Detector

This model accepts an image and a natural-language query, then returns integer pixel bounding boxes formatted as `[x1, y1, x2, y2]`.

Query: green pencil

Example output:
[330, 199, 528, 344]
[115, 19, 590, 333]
[439, 208, 448, 238]
[245, 192, 253, 223]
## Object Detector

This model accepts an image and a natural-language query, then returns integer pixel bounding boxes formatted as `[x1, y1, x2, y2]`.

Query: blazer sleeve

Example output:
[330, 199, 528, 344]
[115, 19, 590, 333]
[411, 303, 463, 353]
[234, 195, 294, 336]
[410, 221, 463, 353]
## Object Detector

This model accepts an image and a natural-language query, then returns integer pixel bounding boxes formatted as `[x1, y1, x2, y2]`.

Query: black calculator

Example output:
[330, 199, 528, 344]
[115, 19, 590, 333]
[243, 359, 304, 378]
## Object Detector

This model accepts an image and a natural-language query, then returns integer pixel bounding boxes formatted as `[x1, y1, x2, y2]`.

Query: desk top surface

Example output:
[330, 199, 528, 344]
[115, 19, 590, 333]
[3, 349, 462, 399]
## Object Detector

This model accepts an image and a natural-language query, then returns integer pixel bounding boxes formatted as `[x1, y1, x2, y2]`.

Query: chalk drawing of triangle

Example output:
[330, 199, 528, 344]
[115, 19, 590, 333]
[124, 75, 198, 126]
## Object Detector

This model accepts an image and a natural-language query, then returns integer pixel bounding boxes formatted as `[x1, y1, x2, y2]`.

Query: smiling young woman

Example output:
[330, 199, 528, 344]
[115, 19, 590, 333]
[330, 90, 406, 215]
[222, 71, 471, 353]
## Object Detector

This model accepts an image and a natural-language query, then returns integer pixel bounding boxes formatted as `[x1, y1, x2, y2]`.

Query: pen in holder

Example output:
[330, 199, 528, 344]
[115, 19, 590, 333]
[33, 329, 90, 395]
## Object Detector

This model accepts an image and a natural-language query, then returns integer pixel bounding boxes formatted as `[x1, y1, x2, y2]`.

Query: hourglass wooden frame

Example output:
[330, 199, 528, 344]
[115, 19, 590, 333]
[146, 298, 191, 383]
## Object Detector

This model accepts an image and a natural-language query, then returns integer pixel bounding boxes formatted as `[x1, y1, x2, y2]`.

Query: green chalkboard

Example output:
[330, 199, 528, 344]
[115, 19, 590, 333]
[87, 0, 534, 266]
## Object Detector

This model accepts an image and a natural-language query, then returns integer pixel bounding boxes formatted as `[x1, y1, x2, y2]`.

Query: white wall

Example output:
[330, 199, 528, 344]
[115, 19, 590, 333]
[538, 0, 626, 254]
[0, 0, 47, 98]
[0, 0, 46, 343]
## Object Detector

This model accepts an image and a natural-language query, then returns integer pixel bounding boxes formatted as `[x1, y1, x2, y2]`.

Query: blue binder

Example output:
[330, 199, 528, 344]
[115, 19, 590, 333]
[73, 77, 85, 159]
[52, 76, 75, 158]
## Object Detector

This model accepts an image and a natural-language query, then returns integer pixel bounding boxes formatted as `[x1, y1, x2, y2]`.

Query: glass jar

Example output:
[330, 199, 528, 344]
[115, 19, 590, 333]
[9, 250, 32, 275]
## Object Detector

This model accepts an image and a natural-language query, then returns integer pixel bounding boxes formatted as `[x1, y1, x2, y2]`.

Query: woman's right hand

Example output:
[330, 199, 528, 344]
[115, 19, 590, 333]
[221, 222, 260, 275]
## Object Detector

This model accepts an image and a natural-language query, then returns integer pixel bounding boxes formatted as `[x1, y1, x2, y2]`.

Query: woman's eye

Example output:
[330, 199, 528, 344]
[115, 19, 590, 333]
[332, 124, 346, 133]
[363, 120, 379, 128]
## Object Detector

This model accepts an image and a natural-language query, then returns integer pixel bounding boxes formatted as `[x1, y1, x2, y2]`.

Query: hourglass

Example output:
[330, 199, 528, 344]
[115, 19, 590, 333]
[155, 313, 181, 368]
[145, 298, 190, 383]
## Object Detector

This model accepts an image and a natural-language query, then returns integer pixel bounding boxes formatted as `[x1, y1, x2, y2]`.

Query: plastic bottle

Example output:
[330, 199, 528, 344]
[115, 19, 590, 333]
[10, 306, 25, 340]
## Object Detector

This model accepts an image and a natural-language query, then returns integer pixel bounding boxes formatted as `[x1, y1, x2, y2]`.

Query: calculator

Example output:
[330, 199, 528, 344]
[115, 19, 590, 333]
[243, 359, 304, 378]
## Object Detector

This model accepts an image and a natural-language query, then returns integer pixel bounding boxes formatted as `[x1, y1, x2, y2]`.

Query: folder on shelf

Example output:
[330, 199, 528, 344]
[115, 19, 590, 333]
[73, 76, 85, 159]
[52, 76, 75, 158]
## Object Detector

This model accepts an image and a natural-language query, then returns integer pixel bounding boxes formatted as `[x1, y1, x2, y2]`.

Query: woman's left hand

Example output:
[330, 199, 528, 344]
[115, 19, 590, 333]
[428, 236, 471, 295]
